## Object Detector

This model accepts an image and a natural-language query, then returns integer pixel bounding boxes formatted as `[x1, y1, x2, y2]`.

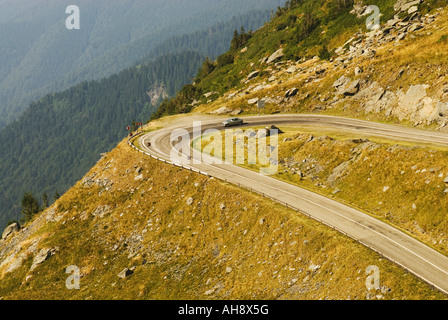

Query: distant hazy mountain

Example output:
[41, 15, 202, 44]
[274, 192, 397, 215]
[0, 0, 286, 129]
[0, 2, 285, 229]
[0, 51, 205, 229]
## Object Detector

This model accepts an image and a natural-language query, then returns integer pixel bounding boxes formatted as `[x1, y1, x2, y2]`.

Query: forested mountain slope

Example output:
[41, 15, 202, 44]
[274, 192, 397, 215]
[139, 10, 274, 63]
[0, 0, 447, 302]
[0, 4, 283, 229]
[0, 51, 203, 228]
[0, 0, 286, 129]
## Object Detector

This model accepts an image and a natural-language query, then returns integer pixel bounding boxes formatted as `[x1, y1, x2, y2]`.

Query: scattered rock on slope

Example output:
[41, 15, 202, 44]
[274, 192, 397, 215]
[118, 267, 134, 279]
[342, 80, 360, 96]
[266, 48, 284, 64]
[394, 0, 422, 12]
[245, 71, 260, 82]
[285, 88, 299, 99]
[2, 222, 20, 240]
[30, 248, 57, 271]
[213, 107, 232, 115]
[186, 197, 194, 206]
[333, 76, 360, 96]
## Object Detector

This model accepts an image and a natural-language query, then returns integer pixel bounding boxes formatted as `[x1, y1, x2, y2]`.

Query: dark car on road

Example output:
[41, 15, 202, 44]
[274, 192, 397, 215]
[222, 117, 244, 127]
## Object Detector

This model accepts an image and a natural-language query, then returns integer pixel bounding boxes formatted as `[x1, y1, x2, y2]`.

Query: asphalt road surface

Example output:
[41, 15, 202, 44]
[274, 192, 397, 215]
[137, 114, 448, 294]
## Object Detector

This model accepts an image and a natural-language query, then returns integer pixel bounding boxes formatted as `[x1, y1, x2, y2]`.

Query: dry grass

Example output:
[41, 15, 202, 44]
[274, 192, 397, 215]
[192, 8, 448, 132]
[195, 125, 448, 256]
[0, 137, 445, 300]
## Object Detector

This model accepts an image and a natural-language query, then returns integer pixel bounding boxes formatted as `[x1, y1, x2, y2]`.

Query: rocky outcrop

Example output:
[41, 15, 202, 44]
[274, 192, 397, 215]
[347, 80, 448, 126]
[2, 222, 20, 240]
[91, 205, 112, 218]
[266, 48, 284, 64]
[285, 88, 299, 99]
[394, 0, 422, 12]
[333, 76, 360, 96]
[212, 107, 232, 115]
[30, 247, 57, 271]
[118, 267, 135, 279]
[146, 83, 168, 105]
[333, 76, 351, 89]
[0, 238, 41, 274]
[334, 3, 435, 64]
[82, 173, 113, 191]
[320, 3, 448, 126]
[355, 82, 387, 114]
[350, 1, 368, 18]
[394, 85, 448, 125]
[223, 2, 442, 129]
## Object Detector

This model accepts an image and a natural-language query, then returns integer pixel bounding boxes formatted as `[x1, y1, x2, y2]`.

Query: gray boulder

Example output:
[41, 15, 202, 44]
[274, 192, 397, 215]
[248, 98, 259, 105]
[286, 65, 297, 74]
[212, 107, 232, 115]
[30, 248, 56, 271]
[408, 24, 423, 32]
[395, 0, 421, 12]
[339, 79, 360, 96]
[387, 18, 399, 27]
[266, 48, 284, 64]
[364, 49, 376, 58]
[2, 222, 20, 240]
[333, 76, 351, 89]
[118, 268, 134, 279]
[408, 6, 418, 14]
[230, 109, 243, 116]
[397, 32, 407, 41]
[285, 88, 299, 98]
[246, 70, 260, 81]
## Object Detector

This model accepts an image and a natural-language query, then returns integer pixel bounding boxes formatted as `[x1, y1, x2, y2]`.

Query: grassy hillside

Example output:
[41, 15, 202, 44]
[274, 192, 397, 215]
[194, 125, 448, 256]
[152, 0, 393, 117]
[154, 0, 448, 130]
[0, 4, 283, 230]
[2, 0, 448, 301]
[0, 51, 204, 230]
[0, 121, 444, 300]
[0, 0, 286, 128]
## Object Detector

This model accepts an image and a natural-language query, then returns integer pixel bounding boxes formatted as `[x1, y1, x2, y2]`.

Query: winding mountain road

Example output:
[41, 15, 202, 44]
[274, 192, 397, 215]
[137, 114, 448, 295]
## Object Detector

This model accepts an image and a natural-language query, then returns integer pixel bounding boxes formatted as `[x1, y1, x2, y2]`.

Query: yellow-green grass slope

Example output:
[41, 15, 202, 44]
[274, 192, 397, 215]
[0, 134, 445, 300]
[193, 3, 448, 131]
[196, 125, 448, 256]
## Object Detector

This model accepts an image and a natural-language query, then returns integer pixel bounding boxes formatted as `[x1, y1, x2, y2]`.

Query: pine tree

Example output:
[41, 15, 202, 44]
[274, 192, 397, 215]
[42, 193, 49, 208]
[319, 45, 331, 60]
[21, 192, 40, 222]
[230, 30, 240, 51]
